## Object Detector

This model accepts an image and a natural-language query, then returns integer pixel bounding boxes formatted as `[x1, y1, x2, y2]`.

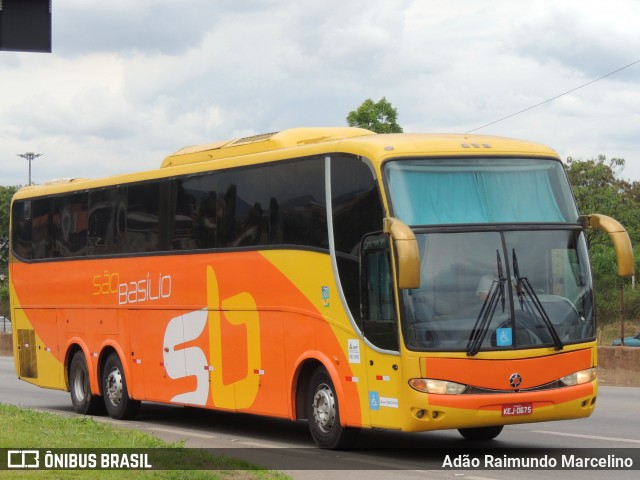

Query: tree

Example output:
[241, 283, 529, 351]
[0, 185, 19, 317]
[565, 156, 640, 248]
[347, 97, 403, 133]
[564, 156, 640, 324]
[0, 185, 19, 274]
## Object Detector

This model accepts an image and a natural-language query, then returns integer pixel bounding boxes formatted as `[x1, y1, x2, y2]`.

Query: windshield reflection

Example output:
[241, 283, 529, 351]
[402, 230, 594, 352]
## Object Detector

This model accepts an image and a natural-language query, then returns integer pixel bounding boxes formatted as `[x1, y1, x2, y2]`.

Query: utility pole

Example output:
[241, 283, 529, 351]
[17, 152, 43, 185]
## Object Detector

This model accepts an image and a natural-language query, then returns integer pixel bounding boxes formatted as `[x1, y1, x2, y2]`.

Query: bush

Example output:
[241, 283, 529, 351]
[0, 283, 8, 318]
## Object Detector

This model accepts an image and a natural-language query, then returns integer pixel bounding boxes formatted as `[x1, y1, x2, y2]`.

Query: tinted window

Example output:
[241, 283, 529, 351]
[216, 167, 270, 248]
[361, 234, 398, 351]
[331, 156, 384, 320]
[88, 188, 126, 255]
[331, 156, 384, 255]
[53, 192, 88, 257]
[270, 158, 327, 248]
[173, 158, 327, 251]
[174, 174, 217, 250]
[31, 198, 52, 260]
[126, 183, 161, 253]
[11, 201, 32, 260]
[12, 157, 331, 260]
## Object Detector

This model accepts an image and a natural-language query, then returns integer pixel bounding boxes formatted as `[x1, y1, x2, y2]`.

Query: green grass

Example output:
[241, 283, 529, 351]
[0, 403, 290, 480]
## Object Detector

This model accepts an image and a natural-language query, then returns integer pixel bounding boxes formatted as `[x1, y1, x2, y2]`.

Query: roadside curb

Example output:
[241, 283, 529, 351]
[598, 346, 640, 387]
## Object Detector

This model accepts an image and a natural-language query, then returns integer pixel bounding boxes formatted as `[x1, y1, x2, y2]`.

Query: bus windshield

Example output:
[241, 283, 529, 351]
[383, 157, 594, 353]
[384, 157, 579, 225]
[400, 229, 594, 352]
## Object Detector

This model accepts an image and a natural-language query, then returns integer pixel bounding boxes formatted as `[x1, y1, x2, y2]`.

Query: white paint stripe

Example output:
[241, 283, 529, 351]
[238, 440, 282, 448]
[151, 426, 217, 439]
[466, 476, 502, 480]
[414, 471, 497, 480]
[533, 430, 640, 444]
[457, 476, 500, 480]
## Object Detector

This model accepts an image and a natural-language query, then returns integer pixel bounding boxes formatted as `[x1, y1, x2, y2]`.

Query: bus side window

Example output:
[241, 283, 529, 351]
[174, 173, 217, 250]
[88, 188, 127, 255]
[53, 192, 88, 258]
[269, 158, 328, 249]
[125, 182, 161, 253]
[12, 200, 32, 260]
[31, 198, 53, 260]
[216, 168, 270, 248]
[361, 234, 399, 351]
[331, 155, 384, 323]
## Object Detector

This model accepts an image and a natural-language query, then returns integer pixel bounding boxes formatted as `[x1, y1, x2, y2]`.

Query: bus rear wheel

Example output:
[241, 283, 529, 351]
[69, 351, 104, 415]
[458, 425, 504, 441]
[306, 366, 358, 449]
[102, 352, 140, 420]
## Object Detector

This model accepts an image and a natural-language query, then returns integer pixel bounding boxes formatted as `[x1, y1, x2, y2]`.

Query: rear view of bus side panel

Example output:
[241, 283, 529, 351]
[11, 306, 65, 391]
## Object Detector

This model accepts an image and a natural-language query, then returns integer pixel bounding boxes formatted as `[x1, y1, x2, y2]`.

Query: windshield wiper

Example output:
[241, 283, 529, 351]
[512, 249, 563, 351]
[466, 250, 506, 356]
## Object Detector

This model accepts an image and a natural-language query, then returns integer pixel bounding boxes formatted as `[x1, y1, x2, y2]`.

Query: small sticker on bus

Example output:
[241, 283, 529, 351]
[370, 391, 380, 411]
[496, 327, 513, 347]
[322, 286, 330, 307]
[348, 339, 361, 364]
[380, 397, 399, 409]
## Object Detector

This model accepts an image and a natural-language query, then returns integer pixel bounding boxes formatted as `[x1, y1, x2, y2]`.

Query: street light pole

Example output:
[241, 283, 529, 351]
[17, 152, 43, 185]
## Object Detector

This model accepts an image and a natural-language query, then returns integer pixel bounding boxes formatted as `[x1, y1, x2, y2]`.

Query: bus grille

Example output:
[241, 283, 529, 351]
[463, 380, 564, 394]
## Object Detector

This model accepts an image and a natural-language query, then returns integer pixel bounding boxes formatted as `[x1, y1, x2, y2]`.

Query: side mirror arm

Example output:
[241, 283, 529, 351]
[383, 217, 420, 289]
[580, 214, 635, 277]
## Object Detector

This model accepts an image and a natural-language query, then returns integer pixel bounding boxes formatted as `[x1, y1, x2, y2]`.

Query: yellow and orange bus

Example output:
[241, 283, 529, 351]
[10, 128, 634, 448]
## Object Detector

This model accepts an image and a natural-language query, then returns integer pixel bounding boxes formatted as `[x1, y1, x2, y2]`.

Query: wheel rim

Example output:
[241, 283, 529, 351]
[72, 364, 87, 402]
[312, 383, 336, 433]
[105, 367, 123, 407]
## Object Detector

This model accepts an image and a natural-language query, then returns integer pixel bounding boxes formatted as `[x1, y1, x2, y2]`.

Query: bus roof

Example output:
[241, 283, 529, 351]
[13, 128, 559, 199]
[161, 128, 559, 168]
[160, 127, 376, 167]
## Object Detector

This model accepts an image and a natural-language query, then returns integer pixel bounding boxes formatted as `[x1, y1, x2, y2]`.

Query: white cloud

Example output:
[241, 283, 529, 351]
[510, 0, 640, 78]
[1, 0, 640, 186]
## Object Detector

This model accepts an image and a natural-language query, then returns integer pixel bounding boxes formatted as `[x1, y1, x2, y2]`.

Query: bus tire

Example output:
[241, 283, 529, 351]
[306, 366, 358, 449]
[69, 351, 104, 415]
[102, 352, 140, 420]
[458, 425, 504, 441]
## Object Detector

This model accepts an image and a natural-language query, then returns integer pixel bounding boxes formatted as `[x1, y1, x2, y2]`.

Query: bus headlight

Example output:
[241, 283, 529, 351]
[560, 367, 597, 386]
[409, 378, 467, 394]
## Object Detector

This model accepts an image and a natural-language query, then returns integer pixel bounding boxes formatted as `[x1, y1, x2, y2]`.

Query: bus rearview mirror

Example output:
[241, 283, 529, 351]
[581, 214, 635, 277]
[383, 217, 420, 289]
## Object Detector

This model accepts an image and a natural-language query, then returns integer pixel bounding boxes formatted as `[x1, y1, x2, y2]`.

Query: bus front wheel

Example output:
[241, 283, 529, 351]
[102, 352, 140, 420]
[306, 366, 358, 449]
[69, 351, 104, 415]
[458, 425, 504, 441]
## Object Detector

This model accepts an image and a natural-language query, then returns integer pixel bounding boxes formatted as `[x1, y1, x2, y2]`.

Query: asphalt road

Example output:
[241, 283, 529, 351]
[1, 355, 639, 479]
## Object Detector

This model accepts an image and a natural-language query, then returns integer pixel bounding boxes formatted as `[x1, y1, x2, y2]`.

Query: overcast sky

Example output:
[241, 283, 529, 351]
[1, 0, 639, 186]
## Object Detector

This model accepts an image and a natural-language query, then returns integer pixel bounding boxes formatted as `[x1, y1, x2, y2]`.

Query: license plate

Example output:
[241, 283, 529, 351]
[502, 403, 533, 416]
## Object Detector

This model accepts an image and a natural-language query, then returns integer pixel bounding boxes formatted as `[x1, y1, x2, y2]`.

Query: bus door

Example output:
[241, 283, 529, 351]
[361, 234, 403, 428]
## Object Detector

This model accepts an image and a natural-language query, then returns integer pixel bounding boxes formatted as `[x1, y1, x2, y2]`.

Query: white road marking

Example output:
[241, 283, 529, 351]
[533, 430, 640, 444]
[150, 426, 217, 439]
[238, 440, 284, 448]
